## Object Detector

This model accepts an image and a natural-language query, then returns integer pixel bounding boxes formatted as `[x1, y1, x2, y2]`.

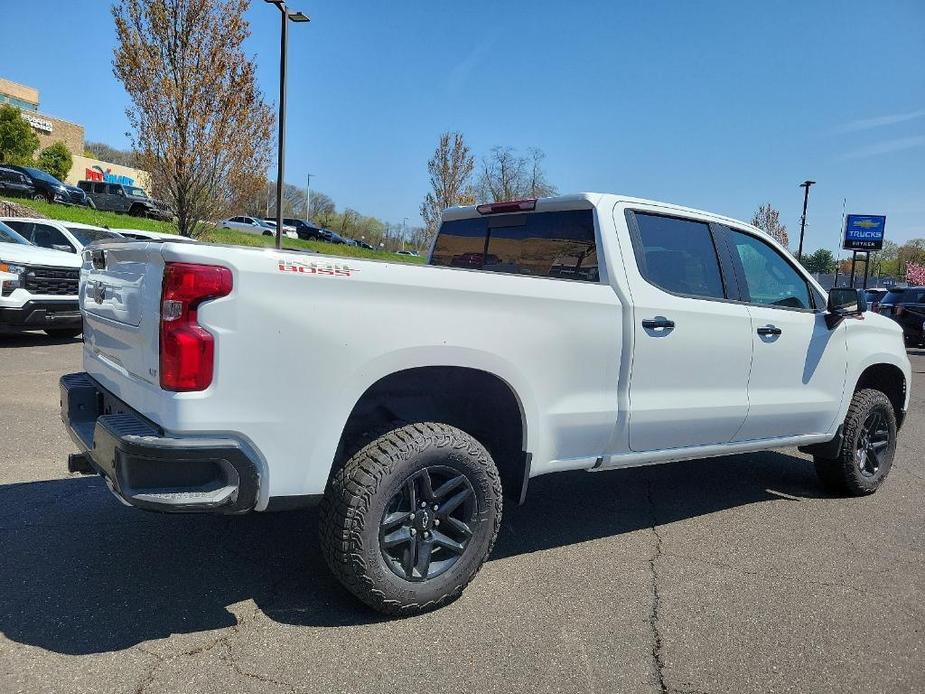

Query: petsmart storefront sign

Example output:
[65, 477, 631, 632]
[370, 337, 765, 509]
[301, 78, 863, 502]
[85, 164, 135, 186]
[64, 154, 150, 188]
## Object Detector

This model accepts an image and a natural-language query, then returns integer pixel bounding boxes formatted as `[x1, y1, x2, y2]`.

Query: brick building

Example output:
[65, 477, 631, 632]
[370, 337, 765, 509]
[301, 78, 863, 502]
[0, 77, 85, 157]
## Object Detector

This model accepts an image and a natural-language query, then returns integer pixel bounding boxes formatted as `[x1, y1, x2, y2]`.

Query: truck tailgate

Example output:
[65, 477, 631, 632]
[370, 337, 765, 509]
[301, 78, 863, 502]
[81, 243, 165, 386]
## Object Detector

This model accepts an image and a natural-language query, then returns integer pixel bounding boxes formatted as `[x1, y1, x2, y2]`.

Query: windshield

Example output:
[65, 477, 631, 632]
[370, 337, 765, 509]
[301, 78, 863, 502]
[125, 186, 148, 198]
[0, 221, 30, 245]
[67, 227, 121, 245]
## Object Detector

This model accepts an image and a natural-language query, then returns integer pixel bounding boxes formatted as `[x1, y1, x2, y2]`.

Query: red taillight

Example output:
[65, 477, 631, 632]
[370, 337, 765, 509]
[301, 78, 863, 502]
[159, 262, 233, 392]
[476, 198, 537, 215]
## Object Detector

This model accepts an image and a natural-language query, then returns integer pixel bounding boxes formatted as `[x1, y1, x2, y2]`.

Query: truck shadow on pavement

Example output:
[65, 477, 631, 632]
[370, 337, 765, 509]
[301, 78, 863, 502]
[0, 333, 82, 348]
[0, 450, 825, 654]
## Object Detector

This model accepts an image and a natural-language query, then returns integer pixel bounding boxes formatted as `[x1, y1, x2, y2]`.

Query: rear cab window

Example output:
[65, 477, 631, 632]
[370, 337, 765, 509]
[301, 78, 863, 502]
[430, 209, 598, 282]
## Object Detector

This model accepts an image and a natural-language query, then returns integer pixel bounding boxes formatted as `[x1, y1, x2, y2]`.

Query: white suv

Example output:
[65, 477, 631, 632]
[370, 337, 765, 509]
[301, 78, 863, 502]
[0, 221, 82, 337]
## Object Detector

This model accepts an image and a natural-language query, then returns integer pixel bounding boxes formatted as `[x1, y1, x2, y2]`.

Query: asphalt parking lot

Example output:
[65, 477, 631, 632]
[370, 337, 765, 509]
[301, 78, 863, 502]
[0, 336, 923, 694]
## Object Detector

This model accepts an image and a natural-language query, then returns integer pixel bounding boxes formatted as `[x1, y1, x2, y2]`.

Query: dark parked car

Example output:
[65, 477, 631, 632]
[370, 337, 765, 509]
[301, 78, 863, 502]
[282, 218, 326, 241]
[878, 287, 925, 346]
[63, 184, 94, 208]
[2, 165, 68, 203]
[864, 288, 888, 312]
[0, 166, 36, 198]
[76, 180, 171, 219]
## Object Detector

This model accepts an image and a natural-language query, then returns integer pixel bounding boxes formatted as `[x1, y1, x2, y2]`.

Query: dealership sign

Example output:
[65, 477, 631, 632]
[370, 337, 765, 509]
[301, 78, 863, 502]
[84, 164, 135, 186]
[843, 214, 886, 251]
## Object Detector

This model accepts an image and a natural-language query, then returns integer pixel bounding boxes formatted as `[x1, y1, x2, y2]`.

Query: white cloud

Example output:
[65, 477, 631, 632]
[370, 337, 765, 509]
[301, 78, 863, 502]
[836, 108, 925, 133]
[840, 135, 925, 160]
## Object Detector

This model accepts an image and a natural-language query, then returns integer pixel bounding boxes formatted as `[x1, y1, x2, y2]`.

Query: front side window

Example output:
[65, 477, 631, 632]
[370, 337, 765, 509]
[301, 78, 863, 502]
[431, 209, 598, 282]
[6, 221, 71, 250]
[630, 213, 725, 299]
[93, 183, 106, 194]
[729, 229, 811, 309]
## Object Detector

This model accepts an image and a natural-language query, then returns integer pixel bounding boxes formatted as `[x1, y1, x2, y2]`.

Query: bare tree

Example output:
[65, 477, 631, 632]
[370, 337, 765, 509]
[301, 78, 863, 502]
[112, 0, 274, 237]
[420, 132, 475, 235]
[751, 203, 790, 248]
[308, 190, 335, 224]
[476, 146, 556, 202]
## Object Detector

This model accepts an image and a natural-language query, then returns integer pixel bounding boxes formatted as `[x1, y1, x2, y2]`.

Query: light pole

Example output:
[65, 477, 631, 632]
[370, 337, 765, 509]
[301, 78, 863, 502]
[797, 180, 815, 261]
[264, 0, 309, 249]
[401, 217, 407, 252]
[305, 172, 314, 221]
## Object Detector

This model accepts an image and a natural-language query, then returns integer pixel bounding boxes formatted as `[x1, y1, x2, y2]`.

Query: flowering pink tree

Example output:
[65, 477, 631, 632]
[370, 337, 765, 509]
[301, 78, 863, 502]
[906, 262, 925, 286]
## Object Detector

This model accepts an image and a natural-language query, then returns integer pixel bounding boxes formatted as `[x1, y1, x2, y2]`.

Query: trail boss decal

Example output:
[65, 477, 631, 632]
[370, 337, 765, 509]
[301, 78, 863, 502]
[278, 259, 357, 277]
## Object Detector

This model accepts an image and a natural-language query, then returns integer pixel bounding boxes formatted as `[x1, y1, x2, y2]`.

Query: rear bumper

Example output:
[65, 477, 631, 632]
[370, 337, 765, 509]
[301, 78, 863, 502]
[0, 299, 81, 332]
[60, 372, 260, 513]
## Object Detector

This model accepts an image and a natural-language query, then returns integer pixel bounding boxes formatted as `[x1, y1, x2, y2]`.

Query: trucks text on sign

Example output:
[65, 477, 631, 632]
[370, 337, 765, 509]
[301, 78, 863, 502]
[843, 215, 886, 251]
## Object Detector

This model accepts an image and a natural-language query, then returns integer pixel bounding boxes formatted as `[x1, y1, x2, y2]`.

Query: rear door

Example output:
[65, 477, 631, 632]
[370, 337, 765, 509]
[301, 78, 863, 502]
[720, 226, 848, 440]
[622, 210, 752, 451]
[81, 243, 164, 385]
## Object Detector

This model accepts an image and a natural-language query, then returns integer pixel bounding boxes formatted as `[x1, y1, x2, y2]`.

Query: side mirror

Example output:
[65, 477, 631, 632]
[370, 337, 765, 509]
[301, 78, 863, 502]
[826, 287, 867, 329]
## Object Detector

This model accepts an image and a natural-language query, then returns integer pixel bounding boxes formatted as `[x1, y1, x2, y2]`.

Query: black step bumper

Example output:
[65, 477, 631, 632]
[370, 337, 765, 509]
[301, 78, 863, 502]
[59, 372, 260, 513]
[0, 300, 81, 333]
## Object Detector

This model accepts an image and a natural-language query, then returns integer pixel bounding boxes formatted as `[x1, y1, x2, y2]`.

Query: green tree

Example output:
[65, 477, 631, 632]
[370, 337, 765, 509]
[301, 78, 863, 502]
[802, 248, 836, 274]
[37, 142, 73, 181]
[0, 105, 39, 165]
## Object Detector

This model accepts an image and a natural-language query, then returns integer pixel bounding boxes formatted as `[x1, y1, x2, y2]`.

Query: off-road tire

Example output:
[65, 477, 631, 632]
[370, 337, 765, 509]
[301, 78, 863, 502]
[814, 388, 897, 496]
[320, 422, 502, 615]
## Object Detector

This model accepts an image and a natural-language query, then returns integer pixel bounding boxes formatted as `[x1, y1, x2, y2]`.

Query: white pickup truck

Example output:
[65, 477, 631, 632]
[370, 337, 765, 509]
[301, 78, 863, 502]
[61, 193, 911, 615]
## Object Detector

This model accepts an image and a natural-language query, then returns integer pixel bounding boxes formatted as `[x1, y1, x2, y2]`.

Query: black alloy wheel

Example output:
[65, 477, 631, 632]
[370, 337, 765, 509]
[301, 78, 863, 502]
[855, 409, 891, 478]
[379, 465, 476, 582]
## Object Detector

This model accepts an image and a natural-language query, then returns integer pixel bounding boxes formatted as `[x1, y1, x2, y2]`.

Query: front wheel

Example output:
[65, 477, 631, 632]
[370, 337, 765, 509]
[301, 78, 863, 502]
[320, 422, 502, 615]
[814, 388, 897, 496]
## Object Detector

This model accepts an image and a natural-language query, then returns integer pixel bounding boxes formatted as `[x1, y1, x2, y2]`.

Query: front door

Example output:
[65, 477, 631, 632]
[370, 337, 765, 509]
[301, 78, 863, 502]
[721, 227, 848, 440]
[623, 211, 753, 451]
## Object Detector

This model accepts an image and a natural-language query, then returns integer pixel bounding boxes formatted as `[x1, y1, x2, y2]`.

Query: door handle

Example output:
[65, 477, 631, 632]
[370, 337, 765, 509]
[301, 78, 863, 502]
[642, 318, 675, 330]
[756, 325, 782, 336]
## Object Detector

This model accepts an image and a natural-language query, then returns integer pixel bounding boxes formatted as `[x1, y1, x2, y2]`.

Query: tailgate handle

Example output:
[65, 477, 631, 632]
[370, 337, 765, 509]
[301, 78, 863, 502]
[91, 249, 106, 270]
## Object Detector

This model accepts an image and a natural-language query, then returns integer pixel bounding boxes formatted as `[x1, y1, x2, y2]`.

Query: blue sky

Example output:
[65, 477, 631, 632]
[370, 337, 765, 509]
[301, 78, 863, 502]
[1, 1, 923, 252]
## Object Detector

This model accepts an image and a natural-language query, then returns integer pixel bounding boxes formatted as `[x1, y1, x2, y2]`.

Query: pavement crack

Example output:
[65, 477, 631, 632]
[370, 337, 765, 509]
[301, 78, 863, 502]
[645, 477, 669, 694]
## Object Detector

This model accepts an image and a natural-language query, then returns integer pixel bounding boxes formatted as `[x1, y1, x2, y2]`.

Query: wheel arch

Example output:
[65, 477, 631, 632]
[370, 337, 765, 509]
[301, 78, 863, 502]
[854, 361, 907, 429]
[332, 365, 532, 503]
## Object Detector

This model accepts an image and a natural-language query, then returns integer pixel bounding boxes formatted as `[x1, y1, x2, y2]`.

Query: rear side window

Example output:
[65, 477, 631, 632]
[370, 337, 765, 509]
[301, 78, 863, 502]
[67, 227, 120, 245]
[629, 213, 725, 299]
[885, 289, 924, 304]
[430, 210, 598, 282]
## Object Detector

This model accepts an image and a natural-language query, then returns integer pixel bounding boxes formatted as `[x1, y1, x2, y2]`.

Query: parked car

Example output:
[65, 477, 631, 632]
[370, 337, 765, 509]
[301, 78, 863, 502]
[63, 184, 95, 208]
[0, 166, 37, 198]
[0, 218, 124, 254]
[878, 286, 925, 346]
[220, 216, 276, 236]
[396, 250, 420, 257]
[260, 219, 298, 239]
[0, 220, 82, 337]
[76, 180, 171, 219]
[60, 192, 910, 616]
[319, 228, 348, 244]
[109, 228, 200, 243]
[2, 165, 68, 203]
[355, 240, 374, 250]
[863, 288, 889, 313]
[282, 218, 326, 241]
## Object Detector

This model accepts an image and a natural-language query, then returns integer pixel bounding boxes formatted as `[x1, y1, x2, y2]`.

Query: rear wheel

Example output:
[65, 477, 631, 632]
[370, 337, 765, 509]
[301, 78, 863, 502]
[262, 230, 272, 236]
[320, 422, 502, 615]
[814, 388, 897, 496]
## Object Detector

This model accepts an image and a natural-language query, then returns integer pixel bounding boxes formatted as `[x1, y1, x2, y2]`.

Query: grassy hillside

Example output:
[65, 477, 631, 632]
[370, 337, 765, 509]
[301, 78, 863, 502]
[0, 197, 425, 264]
